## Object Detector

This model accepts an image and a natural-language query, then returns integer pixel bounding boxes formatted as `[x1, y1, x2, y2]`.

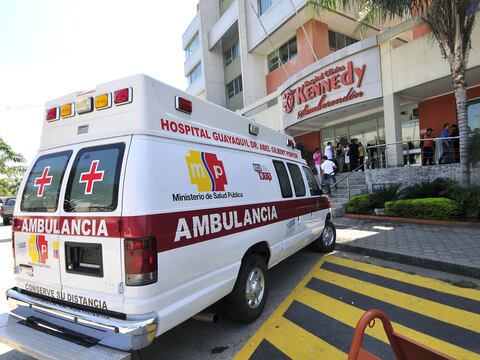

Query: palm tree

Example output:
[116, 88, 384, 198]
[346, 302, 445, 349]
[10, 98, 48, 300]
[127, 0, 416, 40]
[308, 0, 478, 186]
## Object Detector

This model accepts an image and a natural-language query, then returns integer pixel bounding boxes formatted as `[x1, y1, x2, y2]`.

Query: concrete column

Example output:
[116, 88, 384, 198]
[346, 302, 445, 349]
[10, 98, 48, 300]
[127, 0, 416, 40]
[237, 0, 267, 107]
[383, 93, 403, 167]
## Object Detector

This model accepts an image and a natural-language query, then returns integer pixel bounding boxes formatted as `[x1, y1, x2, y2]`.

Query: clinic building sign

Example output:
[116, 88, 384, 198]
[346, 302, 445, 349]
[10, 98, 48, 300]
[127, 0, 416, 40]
[282, 46, 382, 128]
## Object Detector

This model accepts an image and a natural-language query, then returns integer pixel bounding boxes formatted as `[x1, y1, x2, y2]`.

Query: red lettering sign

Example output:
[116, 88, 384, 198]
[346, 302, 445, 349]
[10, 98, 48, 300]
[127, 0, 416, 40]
[282, 61, 367, 119]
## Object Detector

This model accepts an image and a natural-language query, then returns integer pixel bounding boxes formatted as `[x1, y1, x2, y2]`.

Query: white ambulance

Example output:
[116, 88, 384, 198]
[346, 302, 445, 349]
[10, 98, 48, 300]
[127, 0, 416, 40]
[6, 74, 335, 352]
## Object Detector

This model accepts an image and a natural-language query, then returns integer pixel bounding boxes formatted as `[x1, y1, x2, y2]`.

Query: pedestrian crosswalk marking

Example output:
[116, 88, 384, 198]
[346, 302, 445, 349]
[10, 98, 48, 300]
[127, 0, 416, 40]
[234, 254, 480, 360]
[260, 318, 346, 359]
[315, 267, 480, 332]
[297, 286, 479, 360]
[327, 256, 480, 301]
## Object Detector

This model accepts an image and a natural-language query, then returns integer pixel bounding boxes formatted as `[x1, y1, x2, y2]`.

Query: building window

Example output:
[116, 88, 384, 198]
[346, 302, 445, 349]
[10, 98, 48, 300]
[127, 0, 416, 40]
[188, 63, 202, 85]
[328, 30, 357, 52]
[258, 0, 278, 15]
[185, 33, 200, 60]
[226, 75, 243, 99]
[468, 99, 480, 134]
[224, 42, 240, 67]
[267, 37, 297, 73]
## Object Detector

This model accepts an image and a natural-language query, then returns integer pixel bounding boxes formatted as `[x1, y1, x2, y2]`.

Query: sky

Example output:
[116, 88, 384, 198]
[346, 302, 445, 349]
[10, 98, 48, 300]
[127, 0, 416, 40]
[0, 0, 198, 164]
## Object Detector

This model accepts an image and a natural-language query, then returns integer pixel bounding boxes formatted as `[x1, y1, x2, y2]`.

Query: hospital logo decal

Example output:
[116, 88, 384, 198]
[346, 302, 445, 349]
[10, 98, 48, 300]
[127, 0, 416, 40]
[28, 234, 48, 264]
[186, 150, 228, 192]
[253, 163, 272, 181]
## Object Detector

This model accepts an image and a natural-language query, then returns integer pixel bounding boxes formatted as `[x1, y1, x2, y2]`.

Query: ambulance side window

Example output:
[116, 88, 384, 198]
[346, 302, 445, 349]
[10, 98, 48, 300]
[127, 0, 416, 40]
[303, 166, 322, 196]
[64, 143, 125, 213]
[287, 163, 306, 197]
[21, 151, 72, 212]
[272, 160, 293, 198]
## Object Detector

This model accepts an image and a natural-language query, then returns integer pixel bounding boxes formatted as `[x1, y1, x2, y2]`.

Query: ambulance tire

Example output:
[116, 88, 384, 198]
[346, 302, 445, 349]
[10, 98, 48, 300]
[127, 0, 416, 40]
[312, 220, 336, 253]
[223, 253, 268, 324]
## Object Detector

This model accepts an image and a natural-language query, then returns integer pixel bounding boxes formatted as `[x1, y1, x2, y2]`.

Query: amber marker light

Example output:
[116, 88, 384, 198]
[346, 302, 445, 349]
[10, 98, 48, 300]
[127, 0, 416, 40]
[60, 103, 74, 118]
[95, 93, 111, 110]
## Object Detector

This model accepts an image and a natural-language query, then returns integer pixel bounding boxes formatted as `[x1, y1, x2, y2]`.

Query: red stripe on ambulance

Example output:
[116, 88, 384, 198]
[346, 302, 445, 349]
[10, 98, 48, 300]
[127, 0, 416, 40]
[14, 197, 330, 253]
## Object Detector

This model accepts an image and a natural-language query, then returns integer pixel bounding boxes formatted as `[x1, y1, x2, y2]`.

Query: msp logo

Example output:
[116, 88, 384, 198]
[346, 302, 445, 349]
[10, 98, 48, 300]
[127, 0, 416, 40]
[186, 150, 228, 192]
[28, 234, 48, 264]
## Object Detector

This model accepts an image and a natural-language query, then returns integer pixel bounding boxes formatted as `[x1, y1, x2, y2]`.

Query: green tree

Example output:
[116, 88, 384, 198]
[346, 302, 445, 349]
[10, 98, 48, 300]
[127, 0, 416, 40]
[308, 0, 478, 186]
[0, 139, 26, 196]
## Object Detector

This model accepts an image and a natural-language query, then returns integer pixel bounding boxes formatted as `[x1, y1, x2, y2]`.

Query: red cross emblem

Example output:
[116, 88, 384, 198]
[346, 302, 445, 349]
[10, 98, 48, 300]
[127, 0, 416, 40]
[34, 166, 53, 197]
[79, 160, 104, 195]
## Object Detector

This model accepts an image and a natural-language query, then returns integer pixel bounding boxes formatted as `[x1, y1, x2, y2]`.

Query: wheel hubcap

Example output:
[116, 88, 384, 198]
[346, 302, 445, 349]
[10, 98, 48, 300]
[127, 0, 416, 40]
[246, 267, 265, 309]
[322, 225, 334, 246]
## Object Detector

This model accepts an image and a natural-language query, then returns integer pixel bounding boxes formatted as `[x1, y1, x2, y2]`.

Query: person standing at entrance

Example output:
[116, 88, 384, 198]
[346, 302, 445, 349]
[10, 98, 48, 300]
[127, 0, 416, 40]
[344, 143, 351, 171]
[349, 139, 360, 170]
[321, 156, 337, 197]
[312, 148, 323, 187]
[358, 142, 365, 171]
[336, 143, 344, 172]
[421, 128, 435, 165]
[439, 123, 451, 164]
[325, 142, 334, 161]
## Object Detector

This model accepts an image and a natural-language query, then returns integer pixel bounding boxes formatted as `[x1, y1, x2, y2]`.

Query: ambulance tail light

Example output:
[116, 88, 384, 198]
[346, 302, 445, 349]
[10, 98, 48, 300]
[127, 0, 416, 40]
[175, 96, 192, 114]
[11, 217, 16, 263]
[124, 237, 157, 286]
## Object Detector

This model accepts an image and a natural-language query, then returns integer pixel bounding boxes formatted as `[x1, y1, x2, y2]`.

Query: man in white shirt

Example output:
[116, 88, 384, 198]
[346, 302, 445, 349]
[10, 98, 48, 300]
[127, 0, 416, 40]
[321, 156, 337, 196]
[325, 142, 334, 160]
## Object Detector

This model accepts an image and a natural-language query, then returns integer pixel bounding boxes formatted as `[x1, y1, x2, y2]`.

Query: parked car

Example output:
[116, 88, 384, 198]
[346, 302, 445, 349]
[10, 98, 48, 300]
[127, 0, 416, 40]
[1, 196, 15, 225]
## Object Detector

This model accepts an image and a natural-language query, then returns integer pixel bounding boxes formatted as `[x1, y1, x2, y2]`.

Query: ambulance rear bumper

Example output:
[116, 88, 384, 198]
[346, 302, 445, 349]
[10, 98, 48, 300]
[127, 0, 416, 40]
[5, 288, 157, 351]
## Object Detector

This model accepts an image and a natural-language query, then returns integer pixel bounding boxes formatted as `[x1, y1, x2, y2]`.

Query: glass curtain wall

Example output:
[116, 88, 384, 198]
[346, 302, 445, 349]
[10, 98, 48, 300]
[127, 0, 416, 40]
[320, 113, 385, 172]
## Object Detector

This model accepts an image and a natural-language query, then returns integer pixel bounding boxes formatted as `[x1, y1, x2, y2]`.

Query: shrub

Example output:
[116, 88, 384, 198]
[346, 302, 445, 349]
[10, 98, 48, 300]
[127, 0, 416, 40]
[398, 178, 455, 200]
[441, 184, 480, 222]
[346, 194, 374, 214]
[370, 184, 400, 208]
[385, 198, 460, 221]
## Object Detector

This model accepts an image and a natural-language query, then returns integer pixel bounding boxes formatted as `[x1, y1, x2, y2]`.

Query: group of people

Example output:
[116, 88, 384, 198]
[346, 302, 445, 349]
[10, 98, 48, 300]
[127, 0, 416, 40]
[311, 139, 366, 196]
[420, 123, 459, 165]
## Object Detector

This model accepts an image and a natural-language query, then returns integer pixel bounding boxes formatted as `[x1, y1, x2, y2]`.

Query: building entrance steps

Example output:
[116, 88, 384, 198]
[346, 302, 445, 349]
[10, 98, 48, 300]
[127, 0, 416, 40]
[325, 171, 368, 217]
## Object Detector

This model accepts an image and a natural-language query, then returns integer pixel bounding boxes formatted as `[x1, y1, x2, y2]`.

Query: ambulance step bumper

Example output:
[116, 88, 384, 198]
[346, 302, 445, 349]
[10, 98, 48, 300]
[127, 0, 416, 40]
[4, 288, 157, 352]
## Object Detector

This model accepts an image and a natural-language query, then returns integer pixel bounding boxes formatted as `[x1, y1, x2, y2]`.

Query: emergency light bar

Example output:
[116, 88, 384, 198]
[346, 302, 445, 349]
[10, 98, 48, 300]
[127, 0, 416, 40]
[44, 88, 133, 122]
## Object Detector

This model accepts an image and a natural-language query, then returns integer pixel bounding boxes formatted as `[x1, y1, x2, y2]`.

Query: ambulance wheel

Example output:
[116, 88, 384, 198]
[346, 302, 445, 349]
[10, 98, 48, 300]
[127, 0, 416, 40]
[312, 220, 336, 253]
[223, 253, 268, 324]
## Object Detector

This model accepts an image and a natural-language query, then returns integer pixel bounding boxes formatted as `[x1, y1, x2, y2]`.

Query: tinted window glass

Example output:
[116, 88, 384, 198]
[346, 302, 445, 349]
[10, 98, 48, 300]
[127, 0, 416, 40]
[64, 143, 125, 213]
[5, 198, 15, 205]
[287, 163, 306, 197]
[21, 151, 72, 212]
[303, 166, 322, 196]
[273, 160, 293, 198]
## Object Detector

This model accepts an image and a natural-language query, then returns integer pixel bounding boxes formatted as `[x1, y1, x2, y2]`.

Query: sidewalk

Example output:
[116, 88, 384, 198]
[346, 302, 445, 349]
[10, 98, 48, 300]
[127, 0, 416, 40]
[333, 217, 480, 279]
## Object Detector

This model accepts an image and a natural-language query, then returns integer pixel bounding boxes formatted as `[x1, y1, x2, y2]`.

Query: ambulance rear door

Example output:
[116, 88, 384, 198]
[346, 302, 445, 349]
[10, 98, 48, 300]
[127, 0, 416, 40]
[58, 137, 130, 313]
[14, 150, 73, 299]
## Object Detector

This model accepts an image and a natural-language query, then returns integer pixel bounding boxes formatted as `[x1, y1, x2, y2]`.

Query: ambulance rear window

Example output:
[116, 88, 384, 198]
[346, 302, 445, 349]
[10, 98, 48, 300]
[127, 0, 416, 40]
[21, 151, 72, 212]
[64, 143, 125, 213]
